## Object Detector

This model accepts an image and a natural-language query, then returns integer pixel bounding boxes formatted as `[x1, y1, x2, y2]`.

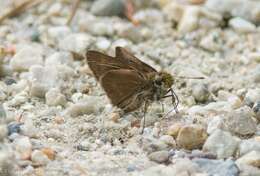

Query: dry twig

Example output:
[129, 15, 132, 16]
[0, 0, 44, 24]
[67, 0, 81, 25]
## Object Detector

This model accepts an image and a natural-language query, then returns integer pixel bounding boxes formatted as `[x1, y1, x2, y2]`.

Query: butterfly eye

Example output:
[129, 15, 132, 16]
[155, 79, 162, 86]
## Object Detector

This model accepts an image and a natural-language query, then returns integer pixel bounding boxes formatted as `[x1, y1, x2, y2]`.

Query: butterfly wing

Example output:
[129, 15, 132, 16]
[100, 69, 146, 112]
[115, 47, 157, 74]
[87, 50, 126, 80]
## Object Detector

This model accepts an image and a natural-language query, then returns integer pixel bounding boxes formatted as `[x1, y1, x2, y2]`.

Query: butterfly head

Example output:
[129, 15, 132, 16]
[155, 71, 174, 89]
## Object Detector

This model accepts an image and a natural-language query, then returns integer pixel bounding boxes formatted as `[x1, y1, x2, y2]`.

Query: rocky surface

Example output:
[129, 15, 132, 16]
[0, 0, 259, 175]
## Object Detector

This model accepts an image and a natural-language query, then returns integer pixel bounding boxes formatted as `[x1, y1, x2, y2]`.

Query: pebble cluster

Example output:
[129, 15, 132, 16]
[0, 0, 259, 175]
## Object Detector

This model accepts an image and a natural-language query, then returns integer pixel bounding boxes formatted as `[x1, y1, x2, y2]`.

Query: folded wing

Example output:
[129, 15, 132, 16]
[100, 69, 145, 111]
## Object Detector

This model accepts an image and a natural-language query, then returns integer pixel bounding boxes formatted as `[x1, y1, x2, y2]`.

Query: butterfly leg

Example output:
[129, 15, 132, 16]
[140, 101, 148, 134]
[162, 88, 179, 113]
[170, 88, 179, 113]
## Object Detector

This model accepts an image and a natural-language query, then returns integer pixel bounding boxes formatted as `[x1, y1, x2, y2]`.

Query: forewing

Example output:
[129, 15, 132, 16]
[115, 47, 157, 73]
[86, 50, 126, 80]
[100, 69, 145, 110]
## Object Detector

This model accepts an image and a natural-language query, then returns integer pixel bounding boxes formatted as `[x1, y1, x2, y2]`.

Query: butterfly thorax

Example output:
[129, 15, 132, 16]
[145, 71, 174, 101]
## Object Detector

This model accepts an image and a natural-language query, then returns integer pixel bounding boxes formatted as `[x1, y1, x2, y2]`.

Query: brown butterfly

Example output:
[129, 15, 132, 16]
[86, 47, 179, 132]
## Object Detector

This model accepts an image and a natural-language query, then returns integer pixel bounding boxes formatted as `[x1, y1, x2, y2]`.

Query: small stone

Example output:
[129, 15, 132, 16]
[199, 32, 222, 52]
[59, 33, 93, 56]
[47, 2, 62, 16]
[163, 2, 184, 22]
[108, 112, 120, 123]
[41, 148, 55, 160]
[66, 97, 101, 117]
[30, 83, 47, 98]
[236, 151, 260, 168]
[228, 96, 242, 109]
[54, 116, 65, 124]
[45, 51, 73, 66]
[48, 26, 71, 42]
[253, 101, 260, 121]
[29, 65, 59, 98]
[167, 123, 182, 138]
[77, 139, 92, 151]
[117, 25, 144, 43]
[251, 66, 260, 83]
[152, 126, 160, 138]
[0, 90, 6, 101]
[7, 122, 22, 136]
[10, 46, 43, 72]
[188, 0, 205, 4]
[20, 118, 38, 138]
[87, 22, 114, 36]
[9, 91, 28, 106]
[192, 83, 210, 103]
[229, 17, 256, 33]
[4, 78, 16, 85]
[91, 0, 125, 17]
[237, 163, 260, 176]
[205, 0, 260, 23]
[244, 88, 260, 107]
[0, 124, 7, 140]
[239, 139, 260, 157]
[176, 125, 208, 150]
[148, 150, 169, 163]
[111, 39, 130, 49]
[0, 146, 14, 176]
[225, 106, 257, 136]
[14, 136, 32, 160]
[207, 116, 225, 134]
[249, 52, 260, 63]
[160, 135, 176, 148]
[203, 129, 240, 159]
[31, 150, 50, 166]
[171, 158, 201, 175]
[193, 158, 239, 176]
[142, 138, 171, 153]
[133, 9, 164, 26]
[95, 38, 111, 51]
[178, 7, 200, 33]
[45, 88, 66, 106]
[0, 104, 6, 123]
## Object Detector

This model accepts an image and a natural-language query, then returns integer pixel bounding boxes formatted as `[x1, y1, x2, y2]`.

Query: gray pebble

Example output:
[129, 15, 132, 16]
[192, 83, 210, 103]
[253, 101, 260, 121]
[148, 150, 170, 163]
[10, 45, 43, 72]
[45, 88, 66, 106]
[203, 129, 240, 159]
[0, 104, 6, 124]
[193, 158, 239, 176]
[91, 0, 125, 17]
[0, 124, 7, 141]
[229, 17, 256, 33]
[31, 150, 50, 166]
[225, 106, 257, 136]
[244, 89, 260, 107]
[7, 122, 22, 136]
[239, 139, 260, 157]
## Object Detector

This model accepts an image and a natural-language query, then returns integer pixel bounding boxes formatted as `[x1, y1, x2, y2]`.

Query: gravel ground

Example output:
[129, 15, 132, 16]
[0, 0, 260, 176]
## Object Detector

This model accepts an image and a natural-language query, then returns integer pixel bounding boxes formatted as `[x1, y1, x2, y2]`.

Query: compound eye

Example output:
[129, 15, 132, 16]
[155, 79, 162, 86]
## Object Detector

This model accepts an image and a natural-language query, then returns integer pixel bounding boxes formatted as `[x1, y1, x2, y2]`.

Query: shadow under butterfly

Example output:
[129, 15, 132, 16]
[86, 47, 203, 133]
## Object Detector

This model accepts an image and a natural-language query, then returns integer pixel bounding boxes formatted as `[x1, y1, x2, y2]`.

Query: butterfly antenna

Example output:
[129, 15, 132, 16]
[175, 76, 205, 79]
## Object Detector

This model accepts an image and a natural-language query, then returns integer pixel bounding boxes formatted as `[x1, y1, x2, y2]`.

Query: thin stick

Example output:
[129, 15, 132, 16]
[0, 0, 44, 24]
[67, 0, 81, 25]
